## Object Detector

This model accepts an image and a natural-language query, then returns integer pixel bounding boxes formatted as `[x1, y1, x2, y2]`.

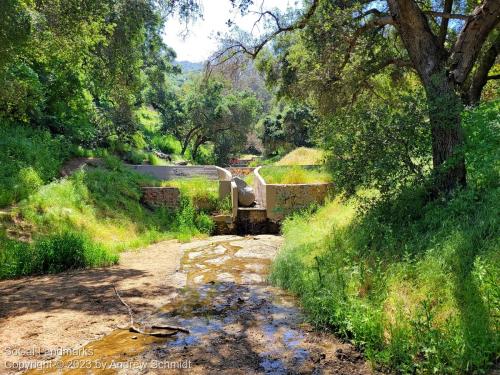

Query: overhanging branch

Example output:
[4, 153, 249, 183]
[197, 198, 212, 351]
[449, 0, 500, 84]
[209, 0, 320, 65]
[424, 11, 469, 20]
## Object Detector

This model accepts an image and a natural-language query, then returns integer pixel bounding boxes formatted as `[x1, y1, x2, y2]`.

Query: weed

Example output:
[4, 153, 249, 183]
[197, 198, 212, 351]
[260, 166, 331, 184]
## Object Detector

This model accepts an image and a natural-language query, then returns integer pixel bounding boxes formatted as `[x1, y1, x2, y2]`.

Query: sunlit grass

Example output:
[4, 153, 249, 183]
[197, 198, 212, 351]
[0, 160, 216, 278]
[270, 102, 500, 374]
[260, 166, 332, 184]
[275, 147, 324, 166]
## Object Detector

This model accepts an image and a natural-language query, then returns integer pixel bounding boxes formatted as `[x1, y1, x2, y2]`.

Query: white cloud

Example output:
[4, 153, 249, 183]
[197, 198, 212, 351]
[163, 0, 296, 62]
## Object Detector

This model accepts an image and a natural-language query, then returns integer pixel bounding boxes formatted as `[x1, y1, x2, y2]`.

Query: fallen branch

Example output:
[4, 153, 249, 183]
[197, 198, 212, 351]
[152, 325, 191, 334]
[113, 286, 190, 337]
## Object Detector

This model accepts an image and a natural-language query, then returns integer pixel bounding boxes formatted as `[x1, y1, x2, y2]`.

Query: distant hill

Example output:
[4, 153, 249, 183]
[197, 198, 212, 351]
[175, 60, 204, 73]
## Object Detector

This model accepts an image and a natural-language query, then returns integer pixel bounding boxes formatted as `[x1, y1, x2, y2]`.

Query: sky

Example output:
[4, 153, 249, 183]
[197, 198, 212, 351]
[162, 0, 297, 62]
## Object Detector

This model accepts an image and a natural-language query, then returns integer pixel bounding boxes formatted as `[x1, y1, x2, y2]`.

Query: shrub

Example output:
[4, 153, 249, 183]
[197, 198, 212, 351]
[0, 122, 67, 207]
[324, 90, 430, 197]
[126, 149, 146, 164]
[151, 134, 182, 155]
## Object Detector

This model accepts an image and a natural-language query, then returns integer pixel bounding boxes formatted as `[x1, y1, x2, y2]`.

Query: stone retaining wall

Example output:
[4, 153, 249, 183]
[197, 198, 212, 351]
[141, 187, 180, 208]
[227, 167, 255, 177]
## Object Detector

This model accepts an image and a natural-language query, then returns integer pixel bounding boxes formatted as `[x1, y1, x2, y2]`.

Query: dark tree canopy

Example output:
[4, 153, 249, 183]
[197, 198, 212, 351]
[213, 0, 500, 195]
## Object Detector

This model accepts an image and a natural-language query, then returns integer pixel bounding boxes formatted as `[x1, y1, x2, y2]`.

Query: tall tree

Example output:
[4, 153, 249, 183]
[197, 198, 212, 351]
[214, 0, 500, 195]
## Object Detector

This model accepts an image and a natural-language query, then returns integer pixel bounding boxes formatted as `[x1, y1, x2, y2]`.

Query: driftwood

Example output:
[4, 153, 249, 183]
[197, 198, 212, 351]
[113, 286, 190, 337]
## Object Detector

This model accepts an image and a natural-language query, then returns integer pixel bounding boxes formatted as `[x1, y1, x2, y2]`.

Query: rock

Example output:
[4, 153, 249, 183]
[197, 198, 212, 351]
[153, 150, 172, 161]
[233, 177, 255, 207]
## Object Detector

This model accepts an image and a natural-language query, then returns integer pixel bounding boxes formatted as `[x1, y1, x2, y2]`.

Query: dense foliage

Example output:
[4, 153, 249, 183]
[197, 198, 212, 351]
[271, 101, 499, 374]
[0, 155, 215, 279]
[0, 122, 68, 206]
[259, 102, 318, 156]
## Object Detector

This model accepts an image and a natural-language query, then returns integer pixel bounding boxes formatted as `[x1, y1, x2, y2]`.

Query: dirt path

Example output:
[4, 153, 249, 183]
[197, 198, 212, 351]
[0, 240, 184, 374]
[1, 236, 375, 374]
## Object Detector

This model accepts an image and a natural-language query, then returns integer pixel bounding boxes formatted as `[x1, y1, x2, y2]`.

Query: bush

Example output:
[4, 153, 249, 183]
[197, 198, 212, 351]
[0, 122, 67, 207]
[324, 90, 430, 197]
[151, 134, 182, 155]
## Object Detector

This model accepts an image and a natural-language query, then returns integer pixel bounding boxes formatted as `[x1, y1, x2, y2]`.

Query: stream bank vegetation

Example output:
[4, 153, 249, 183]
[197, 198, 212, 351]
[271, 102, 499, 374]
[212, 3, 499, 370]
[0, 157, 215, 279]
[259, 166, 332, 184]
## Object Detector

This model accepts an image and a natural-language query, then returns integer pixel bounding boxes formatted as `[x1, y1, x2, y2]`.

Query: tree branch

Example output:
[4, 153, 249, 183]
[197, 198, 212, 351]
[437, 0, 454, 46]
[449, 0, 500, 85]
[487, 74, 500, 80]
[210, 0, 319, 65]
[467, 33, 500, 104]
[425, 11, 468, 20]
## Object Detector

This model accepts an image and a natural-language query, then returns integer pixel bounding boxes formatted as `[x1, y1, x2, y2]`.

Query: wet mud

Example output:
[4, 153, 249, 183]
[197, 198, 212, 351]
[27, 235, 374, 374]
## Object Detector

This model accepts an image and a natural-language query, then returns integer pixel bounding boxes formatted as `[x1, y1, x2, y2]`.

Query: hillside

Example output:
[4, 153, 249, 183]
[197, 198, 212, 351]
[276, 148, 324, 166]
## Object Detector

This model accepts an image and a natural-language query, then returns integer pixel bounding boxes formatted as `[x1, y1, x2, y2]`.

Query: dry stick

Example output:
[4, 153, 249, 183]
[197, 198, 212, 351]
[113, 286, 190, 337]
[152, 325, 190, 334]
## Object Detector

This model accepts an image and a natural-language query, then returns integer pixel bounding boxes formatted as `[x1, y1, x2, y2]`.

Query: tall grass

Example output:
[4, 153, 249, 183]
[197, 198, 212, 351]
[275, 147, 324, 166]
[0, 157, 215, 278]
[270, 101, 499, 373]
[260, 166, 332, 184]
[0, 231, 118, 279]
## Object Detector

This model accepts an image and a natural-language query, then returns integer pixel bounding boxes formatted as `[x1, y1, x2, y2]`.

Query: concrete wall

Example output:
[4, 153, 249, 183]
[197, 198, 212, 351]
[253, 167, 332, 222]
[253, 168, 267, 208]
[129, 165, 234, 202]
[216, 166, 233, 200]
[231, 181, 238, 220]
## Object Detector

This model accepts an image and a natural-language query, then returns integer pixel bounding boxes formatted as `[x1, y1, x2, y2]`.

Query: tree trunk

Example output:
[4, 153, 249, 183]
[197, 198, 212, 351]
[467, 34, 500, 105]
[181, 126, 200, 156]
[425, 73, 467, 194]
[191, 136, 207, 161]
[387, 0, 468, 195]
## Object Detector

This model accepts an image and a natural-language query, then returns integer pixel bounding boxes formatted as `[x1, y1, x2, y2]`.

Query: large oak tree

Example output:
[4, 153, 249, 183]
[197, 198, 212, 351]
[214, 0, 500, 194]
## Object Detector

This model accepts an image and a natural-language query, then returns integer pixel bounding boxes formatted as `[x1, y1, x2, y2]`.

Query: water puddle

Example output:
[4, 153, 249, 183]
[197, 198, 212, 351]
[26, 236, 371, 374]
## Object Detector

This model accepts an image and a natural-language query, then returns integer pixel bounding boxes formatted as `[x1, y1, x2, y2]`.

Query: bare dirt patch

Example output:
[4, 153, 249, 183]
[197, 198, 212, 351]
[0, 240, 183, 374]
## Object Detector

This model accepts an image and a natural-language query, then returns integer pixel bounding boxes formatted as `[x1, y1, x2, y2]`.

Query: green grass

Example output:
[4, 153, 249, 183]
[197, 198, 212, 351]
[0, 157, 215, 278]
[259, 166, 332, 184]
[162, 177, 231, 215]
[275, 147, 324, 166]
[244, 173, 255, 186]
[270, 101, 499, 374]
[0, 231, 118, 279]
